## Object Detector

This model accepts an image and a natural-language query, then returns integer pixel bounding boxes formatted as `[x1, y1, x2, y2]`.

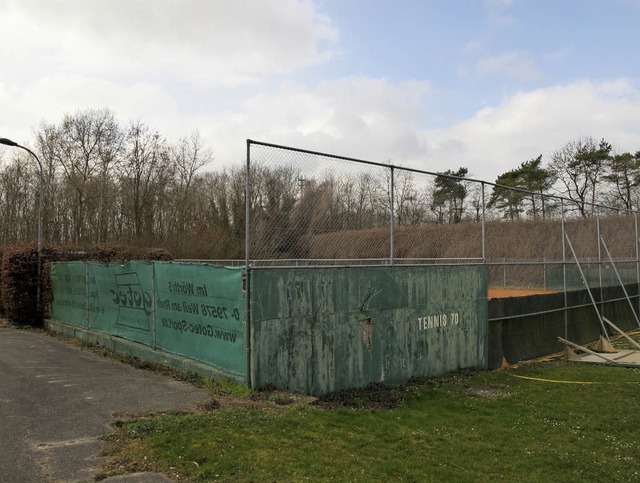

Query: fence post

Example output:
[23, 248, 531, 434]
[245, 140, 251, 269]
[481, 182, 486, 263]
[596, 208, 603, 317]
[245, 140, 252, 388]
[85, 261, 89, 328]
[390, 165, 395, 265]
[561, 198, 568, 340]
[636, 213, 640, 323]
[503, 257, 506, 287]
[152, 261, 157, 349]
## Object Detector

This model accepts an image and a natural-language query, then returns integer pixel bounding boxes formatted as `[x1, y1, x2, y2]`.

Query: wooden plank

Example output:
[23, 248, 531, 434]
[557, 337, 618, 363]
[610, 350, 640, 363]
[603, 317, 640, 350]
[611, 350, 637, 361]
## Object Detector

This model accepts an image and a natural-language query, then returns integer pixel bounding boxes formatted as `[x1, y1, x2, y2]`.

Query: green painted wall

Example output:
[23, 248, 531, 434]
[249, 266, 488, 395]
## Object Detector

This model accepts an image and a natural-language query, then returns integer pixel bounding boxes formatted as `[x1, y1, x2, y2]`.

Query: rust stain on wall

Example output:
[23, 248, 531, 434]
[360, 318, 374, 351]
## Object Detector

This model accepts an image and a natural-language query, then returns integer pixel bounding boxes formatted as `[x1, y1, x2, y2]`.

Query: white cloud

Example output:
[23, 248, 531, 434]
[543, 45, 575, 62]
[0, 0, 339, 147]
[482, 0, 516, 26]
[483, 0, 515, 7]
[1, 0, 639, 194]
[477, 52, 541, 81]
[0, 76, 179, 145]
[199, 78, 640, 186]
[29, 76, 178, 124]
[421, 80, 640, 181]
[7, 73, 640, 190]
[0, 0, 339, 88]
[196, 76, 432, 167]
[463, 39, 484, 55]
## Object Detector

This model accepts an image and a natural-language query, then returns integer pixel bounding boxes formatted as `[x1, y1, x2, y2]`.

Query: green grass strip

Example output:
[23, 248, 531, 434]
[103, 362, 640, 482]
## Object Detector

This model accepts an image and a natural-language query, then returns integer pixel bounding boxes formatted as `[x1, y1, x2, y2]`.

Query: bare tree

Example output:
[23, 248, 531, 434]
[336, 173, 385, 230]
[37, 108, 124, 244]
[551, 138, 611, 217]
[252, 164, 301, 258]
[167, 131, 213, 243]
[118, 121, 172, 243]
[0, 154, 37, 242]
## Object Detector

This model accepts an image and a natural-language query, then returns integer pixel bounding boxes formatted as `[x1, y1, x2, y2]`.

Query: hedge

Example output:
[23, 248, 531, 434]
[0, 242, 173, 326]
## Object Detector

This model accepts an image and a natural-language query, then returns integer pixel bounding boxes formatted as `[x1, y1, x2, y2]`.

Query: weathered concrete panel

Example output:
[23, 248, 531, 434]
[488, 283, 640, 366]
[250, 266, 487, 395]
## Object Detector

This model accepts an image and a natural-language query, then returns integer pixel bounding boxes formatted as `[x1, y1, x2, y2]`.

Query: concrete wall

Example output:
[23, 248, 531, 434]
[249, 265, 488, 395]
[488, 283, 640, 367]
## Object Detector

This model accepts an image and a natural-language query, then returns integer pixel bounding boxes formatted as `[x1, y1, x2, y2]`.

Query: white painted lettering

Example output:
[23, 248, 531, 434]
[417, 312, 461, 331]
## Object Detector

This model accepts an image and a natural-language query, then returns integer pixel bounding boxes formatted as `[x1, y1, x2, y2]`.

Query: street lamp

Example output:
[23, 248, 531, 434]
[0, 137, 44, 322]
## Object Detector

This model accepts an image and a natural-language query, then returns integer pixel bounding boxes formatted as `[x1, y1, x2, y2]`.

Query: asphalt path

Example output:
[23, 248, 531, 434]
[0, 326, 209, 482]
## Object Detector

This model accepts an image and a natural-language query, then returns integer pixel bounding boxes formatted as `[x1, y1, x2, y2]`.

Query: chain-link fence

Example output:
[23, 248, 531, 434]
[246, 140, 640, 291]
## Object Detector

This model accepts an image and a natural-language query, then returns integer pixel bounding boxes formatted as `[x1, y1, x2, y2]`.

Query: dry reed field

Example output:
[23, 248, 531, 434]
[308, 216, 636, 261]
[304, 215, 637, 289]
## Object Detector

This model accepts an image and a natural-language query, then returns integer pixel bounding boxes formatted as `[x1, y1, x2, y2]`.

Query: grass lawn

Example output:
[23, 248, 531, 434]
[100, 361, 640, 482]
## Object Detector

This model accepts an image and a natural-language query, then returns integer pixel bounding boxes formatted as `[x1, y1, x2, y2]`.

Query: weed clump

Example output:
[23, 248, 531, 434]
[312, 382, 408, 409]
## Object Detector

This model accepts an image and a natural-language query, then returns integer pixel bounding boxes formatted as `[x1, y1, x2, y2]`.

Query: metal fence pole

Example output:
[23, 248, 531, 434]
[152, 261, 157, 349]
[85, 262, 89, 327]
[636, 212, 640, 322]
[503, 257, 506, 287]
[561, 198, 568, 340]
[481, 182, 486, 263]
[245, 140, 252, 388]
[596, 208, 603, 315]
[390, 165, 395, 265]
[600, 236, 640, 328]
[565, 232, 609, 340]
[245, 140, 251, 268]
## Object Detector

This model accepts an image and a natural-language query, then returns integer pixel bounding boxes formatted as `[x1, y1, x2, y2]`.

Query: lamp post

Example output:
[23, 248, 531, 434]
[0, 137, 44, 321]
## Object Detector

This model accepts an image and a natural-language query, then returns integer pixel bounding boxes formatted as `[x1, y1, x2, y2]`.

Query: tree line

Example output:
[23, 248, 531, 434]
[488, 138, 640, 220]
[0, 108, 638, 259]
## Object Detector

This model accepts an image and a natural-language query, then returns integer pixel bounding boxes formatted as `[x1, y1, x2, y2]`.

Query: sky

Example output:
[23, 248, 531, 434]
[1, 0, 640, 182]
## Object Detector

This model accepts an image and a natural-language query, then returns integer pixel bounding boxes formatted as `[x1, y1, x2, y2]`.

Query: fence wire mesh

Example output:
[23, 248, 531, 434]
[246, 142, 392, 264]
[246, 140, 640, 293]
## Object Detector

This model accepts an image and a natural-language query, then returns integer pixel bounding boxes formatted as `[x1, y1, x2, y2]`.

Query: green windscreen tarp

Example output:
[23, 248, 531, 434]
[154, 263, 244, 376]
[50, 261, 245, 377]
[86, 262, 154, 346]
[51, 262, 88, 327]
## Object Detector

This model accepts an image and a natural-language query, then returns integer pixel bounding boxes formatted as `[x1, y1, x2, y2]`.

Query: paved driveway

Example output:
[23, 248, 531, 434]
[0, 327, 209, 482]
